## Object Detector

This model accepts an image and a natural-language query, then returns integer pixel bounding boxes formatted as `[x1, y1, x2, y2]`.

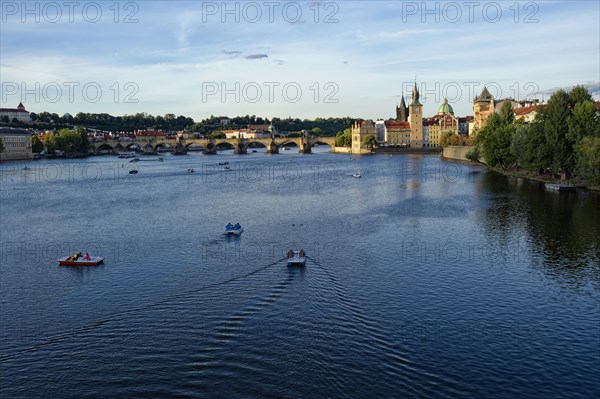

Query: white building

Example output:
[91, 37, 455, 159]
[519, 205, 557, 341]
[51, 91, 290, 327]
[0, 127, 33, 161]
[0, 102, 32, 124]
[375, 120, 386, 143]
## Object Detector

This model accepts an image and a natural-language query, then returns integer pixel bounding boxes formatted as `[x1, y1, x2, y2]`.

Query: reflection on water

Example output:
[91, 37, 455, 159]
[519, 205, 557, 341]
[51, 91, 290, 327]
[0, 153, 599, 399]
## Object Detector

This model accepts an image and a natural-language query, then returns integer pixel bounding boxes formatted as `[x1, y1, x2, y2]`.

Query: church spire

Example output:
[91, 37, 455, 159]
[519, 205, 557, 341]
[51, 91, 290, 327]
[410, 81, 422, 106]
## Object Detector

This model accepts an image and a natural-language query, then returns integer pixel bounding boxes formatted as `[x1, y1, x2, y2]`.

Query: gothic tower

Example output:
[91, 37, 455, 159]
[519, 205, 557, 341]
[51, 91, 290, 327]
[396, 95, 408, 122]
[409, 82, 423, 148]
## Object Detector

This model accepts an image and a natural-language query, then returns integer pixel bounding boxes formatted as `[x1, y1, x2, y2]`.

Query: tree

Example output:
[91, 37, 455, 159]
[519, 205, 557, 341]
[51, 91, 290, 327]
[31, 135, 43, 153]
[335, 128, 352, 147]
[477, 102, 516, 170]
[575, 136, 600, 185]
[543, 89, 572, 177]
[0, 136, 4, 153]
[363, 134, 378, 149]
[568, 85, 593, 107]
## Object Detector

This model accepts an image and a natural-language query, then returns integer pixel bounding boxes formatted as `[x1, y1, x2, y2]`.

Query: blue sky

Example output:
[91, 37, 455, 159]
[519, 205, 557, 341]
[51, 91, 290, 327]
[1, 0, 599, 121]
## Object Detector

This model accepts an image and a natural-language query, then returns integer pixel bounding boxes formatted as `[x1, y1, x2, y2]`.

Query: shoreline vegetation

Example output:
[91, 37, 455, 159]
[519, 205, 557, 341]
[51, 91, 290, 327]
[465, 85, 600, 191]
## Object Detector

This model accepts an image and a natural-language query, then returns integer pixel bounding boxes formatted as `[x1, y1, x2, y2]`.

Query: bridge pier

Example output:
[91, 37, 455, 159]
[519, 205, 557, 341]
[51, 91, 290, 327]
[299, 142, 312, 154]
[233, 141, 247, 154]
[267, 141, 279, 154]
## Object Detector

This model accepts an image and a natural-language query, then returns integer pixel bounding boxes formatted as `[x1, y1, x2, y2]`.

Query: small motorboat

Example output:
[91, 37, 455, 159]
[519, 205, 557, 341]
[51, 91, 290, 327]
[252, 150, 257, 153]
[129, 169, 138, 174]
[282, 146, 290, 151]
[287, 250, 306, 266]
[545, 183, 575, 192]
[219, 162, 229, 166]
[118, 151, 137, 159]
[187, 168, 195, 173]
[224, 223, 243, 235]
[58, 256, 104, 266]
[352, 172, 361, 178]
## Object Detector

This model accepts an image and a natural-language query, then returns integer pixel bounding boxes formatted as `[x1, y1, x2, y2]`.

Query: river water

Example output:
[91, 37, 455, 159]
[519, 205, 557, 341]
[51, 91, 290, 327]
[1, 150, 599, 399]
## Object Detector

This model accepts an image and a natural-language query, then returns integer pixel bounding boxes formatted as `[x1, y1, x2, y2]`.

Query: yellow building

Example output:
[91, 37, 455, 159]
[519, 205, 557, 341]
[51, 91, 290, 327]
[384, 121, 411, 146]
[426, 98, 459, 147]
[351, 120, 375, 154]
[473, 87, 495, 133]
[408, 82, 423, 148]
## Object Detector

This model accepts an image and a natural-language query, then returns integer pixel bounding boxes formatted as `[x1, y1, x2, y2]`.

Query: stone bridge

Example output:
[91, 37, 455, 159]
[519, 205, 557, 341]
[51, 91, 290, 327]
[91, 136, 336, 155]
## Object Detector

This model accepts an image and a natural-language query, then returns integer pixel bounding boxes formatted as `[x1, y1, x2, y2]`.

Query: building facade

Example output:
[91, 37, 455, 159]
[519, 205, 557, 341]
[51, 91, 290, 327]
[0, 103, 32, 124]
[351, 120, 376, 154]
[473, 87, 495, 134]
[0, 127, 33, 161]
[384, 121, 411, 146]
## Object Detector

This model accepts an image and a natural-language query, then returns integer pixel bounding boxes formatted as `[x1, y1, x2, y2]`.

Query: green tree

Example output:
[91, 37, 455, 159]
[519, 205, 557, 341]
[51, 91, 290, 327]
[31, 135, 43, 153]
[335, 128, 352, 147]
[45, 132, 57, 152]
[568, 85, 593, 106]
[575, 136, 600, 185]
[543, 89, 572, 177]
[477, 101, 516, 169]
[363, 134, 378, 149]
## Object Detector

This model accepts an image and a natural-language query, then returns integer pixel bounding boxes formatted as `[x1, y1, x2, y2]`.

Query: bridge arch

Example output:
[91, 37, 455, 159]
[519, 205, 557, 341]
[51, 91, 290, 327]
[96, 143, 114, 153]
[154, 142, 174, 152]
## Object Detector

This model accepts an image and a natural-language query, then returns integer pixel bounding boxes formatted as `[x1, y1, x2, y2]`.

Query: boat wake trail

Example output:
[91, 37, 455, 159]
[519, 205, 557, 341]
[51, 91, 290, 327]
[0, 257, 287, 362]
[305, 256, 465, 398]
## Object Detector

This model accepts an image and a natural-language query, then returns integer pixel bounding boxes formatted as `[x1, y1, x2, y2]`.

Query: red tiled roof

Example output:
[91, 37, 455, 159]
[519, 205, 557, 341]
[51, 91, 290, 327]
[384, 121, 410, 129]
[514, 105, 542, 116]
[0, 108, 29, 113]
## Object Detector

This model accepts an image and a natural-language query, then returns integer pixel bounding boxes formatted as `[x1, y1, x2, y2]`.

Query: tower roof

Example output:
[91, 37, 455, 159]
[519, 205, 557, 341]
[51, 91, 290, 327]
[477, 87, 493, 102]
[437, 98, 454, 115]
[399, 95, 406, 108]
[410, 82, 422, 106]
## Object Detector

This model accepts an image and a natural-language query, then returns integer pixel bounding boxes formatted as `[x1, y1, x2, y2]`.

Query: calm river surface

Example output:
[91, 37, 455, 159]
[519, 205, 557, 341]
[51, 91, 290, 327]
[1, 150, 599, 399]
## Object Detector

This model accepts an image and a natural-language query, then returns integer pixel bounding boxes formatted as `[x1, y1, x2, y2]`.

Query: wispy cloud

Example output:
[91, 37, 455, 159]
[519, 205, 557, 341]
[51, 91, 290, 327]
[245, 54, 269, 60]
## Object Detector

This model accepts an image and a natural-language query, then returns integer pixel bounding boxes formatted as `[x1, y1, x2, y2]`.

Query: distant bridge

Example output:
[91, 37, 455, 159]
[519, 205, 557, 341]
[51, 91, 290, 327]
[90, 136, 337, 155]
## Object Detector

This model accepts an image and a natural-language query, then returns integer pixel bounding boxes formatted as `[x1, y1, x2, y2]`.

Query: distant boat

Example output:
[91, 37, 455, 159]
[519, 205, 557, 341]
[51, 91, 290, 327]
[224, 224, 243, 235]
[118, 151, 137, 158]
[58, 255, 104, 266]
[252, 150, 257, 153]
[545, 183, 575, 192]
[187, 168, 195, 173]
[352, 172, 361, 178]
[219, 161, 229, 166]
[129, 169, 138, 174]
[287, 250, 306, 266]
[282, 146, 290, 151]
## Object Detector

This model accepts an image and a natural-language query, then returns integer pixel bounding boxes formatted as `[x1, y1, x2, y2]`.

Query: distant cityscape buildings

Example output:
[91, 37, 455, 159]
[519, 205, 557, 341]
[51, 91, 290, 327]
[0, 102, 32, 124]
[351, 82, 545, 154]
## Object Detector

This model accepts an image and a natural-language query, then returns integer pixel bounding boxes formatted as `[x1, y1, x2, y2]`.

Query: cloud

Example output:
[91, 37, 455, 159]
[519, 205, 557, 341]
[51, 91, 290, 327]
[274, 59, 284, 65]
[534, 82, 600, 96]
[223, 50, 242, 55]
[245, 54, 269, 60]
